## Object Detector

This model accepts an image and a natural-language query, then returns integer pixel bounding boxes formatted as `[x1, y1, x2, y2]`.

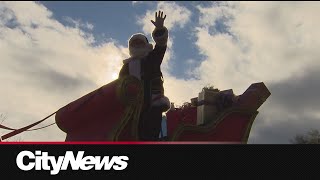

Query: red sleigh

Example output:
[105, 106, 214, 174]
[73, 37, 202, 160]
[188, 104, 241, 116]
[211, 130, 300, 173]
[0, 75, 270, 143]
[55, 75, 270, 143]
[166, 82, 270, 143]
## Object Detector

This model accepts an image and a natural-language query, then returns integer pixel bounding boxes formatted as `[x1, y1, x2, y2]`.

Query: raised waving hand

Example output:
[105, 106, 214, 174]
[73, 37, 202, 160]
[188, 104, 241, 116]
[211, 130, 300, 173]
[151, 10, 166, 28]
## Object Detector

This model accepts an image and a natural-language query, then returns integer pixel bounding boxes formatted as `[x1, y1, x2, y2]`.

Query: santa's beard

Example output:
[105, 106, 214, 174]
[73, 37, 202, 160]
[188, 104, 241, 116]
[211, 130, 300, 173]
[129, 44, 153, 58]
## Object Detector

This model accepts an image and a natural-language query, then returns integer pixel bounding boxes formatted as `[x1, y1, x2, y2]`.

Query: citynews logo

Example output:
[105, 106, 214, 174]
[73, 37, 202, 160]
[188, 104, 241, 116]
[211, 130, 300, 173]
[16, 151, 129, 175]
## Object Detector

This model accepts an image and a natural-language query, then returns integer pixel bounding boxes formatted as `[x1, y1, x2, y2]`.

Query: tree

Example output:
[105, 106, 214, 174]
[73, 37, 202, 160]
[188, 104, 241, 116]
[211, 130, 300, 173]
[0, 113, 6, 142]
[290, 129, 320, 144]
[202, 84, 220, 92]
[0, 113, 6, 124]
[0, 113, 23, 142]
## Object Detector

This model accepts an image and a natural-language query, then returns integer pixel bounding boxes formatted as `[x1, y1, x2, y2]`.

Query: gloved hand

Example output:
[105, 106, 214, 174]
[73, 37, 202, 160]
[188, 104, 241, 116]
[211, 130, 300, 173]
[151, 10, 166, 28]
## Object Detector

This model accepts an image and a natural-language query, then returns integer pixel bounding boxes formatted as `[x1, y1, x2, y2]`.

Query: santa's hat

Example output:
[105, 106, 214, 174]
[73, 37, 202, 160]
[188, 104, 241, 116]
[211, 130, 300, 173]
[129, 33, 149, 46]
[128, 33, 153, 58]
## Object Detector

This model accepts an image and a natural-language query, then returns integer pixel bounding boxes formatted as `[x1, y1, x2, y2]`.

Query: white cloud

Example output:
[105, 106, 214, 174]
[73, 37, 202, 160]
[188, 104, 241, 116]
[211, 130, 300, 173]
[138, 1, 191, 34]
[132, 1, 142, 6]
[194, 1, 320, 95]
[0, 2, 128, 141]
[163, 76, 206, 106]
[192, 1, 320, 143]
[63, 16, 94, 31]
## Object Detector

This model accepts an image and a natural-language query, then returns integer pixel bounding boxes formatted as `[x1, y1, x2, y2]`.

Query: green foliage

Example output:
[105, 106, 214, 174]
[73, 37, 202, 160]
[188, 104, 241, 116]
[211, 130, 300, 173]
[290, 129, 320, 144]
[202, 84, 220, 92]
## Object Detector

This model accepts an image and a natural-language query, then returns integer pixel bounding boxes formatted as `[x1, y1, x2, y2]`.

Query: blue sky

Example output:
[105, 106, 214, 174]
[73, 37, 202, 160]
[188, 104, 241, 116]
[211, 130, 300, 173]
[1, 1, 320, 143]
[41, 1, 208, 79]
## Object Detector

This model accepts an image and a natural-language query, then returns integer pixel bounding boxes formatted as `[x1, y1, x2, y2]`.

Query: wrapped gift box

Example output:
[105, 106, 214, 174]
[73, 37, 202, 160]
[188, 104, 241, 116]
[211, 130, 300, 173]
[197, 89, 220, 125]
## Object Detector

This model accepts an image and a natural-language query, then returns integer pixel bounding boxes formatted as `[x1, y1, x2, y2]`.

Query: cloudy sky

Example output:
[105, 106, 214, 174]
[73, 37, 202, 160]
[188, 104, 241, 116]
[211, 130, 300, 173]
[1, 1, 319, 143]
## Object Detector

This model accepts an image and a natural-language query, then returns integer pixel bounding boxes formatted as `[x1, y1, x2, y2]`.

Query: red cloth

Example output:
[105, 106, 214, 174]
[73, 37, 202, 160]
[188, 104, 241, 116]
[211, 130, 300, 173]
[55, 80, 127, 141]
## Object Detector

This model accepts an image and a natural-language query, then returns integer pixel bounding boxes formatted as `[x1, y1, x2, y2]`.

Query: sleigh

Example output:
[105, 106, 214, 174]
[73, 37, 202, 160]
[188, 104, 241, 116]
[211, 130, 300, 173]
[0, 75, 270, 143]
[54, 75, 270, 143]
[165, 82, 270, 143]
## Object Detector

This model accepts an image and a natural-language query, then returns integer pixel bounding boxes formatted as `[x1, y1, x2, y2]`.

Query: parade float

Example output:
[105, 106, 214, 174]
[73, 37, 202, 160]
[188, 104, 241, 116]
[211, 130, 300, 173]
[0, 75, 270, 143]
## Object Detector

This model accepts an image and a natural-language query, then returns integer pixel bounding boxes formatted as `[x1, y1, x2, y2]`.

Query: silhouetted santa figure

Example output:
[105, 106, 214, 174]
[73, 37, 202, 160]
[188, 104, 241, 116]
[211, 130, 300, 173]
[119, 11, 170, 140]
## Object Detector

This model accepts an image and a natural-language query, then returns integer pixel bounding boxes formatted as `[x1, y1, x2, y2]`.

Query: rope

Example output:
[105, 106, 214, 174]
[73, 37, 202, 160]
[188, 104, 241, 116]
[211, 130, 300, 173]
[0, 85, 101, 140]
[0, 119, 56, 132]
[28, 122, 56, 131]
[1, 111, 58, 141]
[113, 76, 144, 140]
